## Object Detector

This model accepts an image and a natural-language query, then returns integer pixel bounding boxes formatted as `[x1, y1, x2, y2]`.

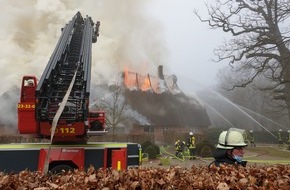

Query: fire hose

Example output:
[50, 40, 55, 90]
[43, 63, 80, 173]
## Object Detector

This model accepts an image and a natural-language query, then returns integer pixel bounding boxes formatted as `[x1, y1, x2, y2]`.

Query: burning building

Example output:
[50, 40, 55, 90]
[122, 65, 211, 143]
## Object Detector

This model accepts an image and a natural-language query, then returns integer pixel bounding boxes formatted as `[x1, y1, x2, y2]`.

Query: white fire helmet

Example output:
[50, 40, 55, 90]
[189, 132, 193, 136]
[28, 80, 34, 85]
[217, 128, 247, 149]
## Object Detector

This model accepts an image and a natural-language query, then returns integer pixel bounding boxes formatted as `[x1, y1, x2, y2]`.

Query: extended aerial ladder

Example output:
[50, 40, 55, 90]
[9, 12, 141, 173]
[18, 12, 106, 143]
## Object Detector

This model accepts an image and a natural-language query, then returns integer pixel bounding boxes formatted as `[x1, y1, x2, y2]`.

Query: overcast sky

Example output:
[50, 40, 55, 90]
[148, 0, 228, 92]
[0, 0, 228, 94]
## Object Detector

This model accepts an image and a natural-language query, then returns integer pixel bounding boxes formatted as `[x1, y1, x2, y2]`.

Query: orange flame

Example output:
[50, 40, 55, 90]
[123, 67, 156, 91]
[140, 77, 151, 91]
[123, 67, 137, 88]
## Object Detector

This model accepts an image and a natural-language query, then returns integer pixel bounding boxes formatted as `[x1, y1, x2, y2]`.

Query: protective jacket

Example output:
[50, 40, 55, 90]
[209, 148, 247, 168]
[175, 140, 185, 152]
[187, 136, 196, 149]
[249, 133, 254, 142]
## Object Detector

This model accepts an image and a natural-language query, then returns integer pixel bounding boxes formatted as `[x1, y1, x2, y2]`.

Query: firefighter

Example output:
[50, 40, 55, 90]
[287, 130, 290, 150]
[209, 128, 247, 168]
[174, 139, 185, 158]
[277, 129, 283, 147]
[26, 79, 34, 86]
[248, 130, 256, 147]
[187, 132, 196, 160]
[288, 130, 290, 144]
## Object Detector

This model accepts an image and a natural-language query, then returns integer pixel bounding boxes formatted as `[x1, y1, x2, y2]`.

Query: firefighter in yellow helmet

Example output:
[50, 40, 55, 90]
[186, 132, 196, 160]
[209, 128, 247, 168]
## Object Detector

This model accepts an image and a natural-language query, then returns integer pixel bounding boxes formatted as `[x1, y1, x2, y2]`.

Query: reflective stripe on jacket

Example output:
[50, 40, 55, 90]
[188, 136, 195, 149]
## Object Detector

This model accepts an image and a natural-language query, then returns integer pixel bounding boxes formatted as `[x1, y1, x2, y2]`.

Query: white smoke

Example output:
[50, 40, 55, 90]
[0, 0, 168, 130]
[0, 0, 167, 91]
[0, 0, 77, 94]
[124, 108, 150, 126]
[89, 0, 168, 85]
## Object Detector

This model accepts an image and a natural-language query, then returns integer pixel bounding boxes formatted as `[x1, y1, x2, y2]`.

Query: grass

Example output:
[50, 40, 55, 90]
[247, 146, 290, 158]
[159, 157, 171, 166]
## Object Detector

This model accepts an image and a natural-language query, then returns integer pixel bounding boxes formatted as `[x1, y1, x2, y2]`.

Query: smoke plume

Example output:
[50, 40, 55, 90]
[0, 0, 168, 130]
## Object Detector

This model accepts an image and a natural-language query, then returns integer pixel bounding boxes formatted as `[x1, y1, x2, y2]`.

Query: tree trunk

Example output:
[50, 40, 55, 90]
[283, 62, 290, 127]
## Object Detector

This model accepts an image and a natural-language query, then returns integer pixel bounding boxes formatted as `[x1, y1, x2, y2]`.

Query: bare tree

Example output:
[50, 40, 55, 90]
[195, 0, 290, 123]
[216, 68, 289, 129]
[94, 85, 129, 134]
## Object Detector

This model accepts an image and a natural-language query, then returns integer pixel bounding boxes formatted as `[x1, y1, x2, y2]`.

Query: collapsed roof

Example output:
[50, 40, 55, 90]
[121, 65, 211, 129]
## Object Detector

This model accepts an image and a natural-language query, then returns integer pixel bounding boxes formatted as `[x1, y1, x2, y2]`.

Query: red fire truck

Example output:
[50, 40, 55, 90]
[0, 12, 141, 173]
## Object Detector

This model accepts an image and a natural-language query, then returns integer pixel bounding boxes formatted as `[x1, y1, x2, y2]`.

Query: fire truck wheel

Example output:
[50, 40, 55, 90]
[50, 164, 74, 174]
